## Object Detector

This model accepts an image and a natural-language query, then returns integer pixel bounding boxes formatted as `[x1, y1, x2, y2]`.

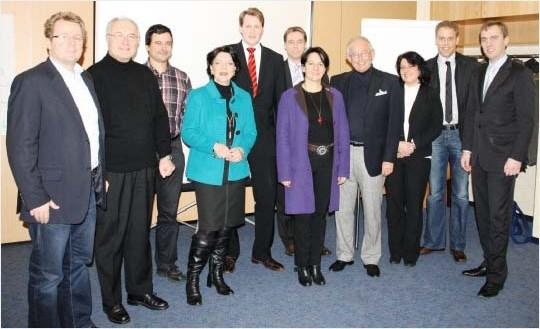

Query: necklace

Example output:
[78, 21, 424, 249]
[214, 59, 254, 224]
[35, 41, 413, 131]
[307, 90, 324, 125]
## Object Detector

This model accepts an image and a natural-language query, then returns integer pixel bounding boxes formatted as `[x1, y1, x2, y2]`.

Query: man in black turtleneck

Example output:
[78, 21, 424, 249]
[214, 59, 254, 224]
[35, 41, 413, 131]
[88, 17, 174, 325]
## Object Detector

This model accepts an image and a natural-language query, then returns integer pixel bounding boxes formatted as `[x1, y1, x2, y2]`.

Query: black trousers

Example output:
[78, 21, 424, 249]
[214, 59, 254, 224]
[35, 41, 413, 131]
[154, 138, 185, 271]
[385, 157, 430, 263]
[227, 154, 277, 260]
[294, 154, 332, 267]
[276, 184, 294, 248]
[472, 164, 516, 286]
[155, 137, 184, 270]
[95, 168, 155, 310]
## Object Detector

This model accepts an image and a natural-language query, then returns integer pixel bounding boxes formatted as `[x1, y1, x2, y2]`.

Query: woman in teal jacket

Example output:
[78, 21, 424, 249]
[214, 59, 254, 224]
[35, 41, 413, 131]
[182, 46, 256, 306]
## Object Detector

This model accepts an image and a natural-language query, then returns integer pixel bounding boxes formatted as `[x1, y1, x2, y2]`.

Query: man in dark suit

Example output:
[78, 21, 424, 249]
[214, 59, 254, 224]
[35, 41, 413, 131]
[421, 21, 479, 262]
[461, 21, 534, 298]
[6, 12, 105, 328]
[329, 36, 402, 277]
[226, 7, 286, 272]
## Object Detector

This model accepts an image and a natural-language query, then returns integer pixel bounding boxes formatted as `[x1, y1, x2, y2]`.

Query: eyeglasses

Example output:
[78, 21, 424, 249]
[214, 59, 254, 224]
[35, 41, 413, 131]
[348, 51, 371, 59]
[52, 34, 84, 43]
[107, 32, 139, 41]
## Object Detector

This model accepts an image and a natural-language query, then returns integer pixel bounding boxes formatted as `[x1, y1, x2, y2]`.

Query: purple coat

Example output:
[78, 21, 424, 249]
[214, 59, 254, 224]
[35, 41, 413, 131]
[276, 85, 350, 214]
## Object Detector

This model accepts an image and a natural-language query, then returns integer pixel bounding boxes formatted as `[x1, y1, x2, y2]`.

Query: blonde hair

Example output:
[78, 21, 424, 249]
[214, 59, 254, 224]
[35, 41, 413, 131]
[239, 8, 265, 27]
[44, 11, 87, 41]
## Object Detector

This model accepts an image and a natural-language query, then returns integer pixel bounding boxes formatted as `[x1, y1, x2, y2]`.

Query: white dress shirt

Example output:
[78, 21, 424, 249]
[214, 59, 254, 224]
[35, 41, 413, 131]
[242, 41, 261, 82]
[50, 57, 100, 169]
[287, 59, 303, 86]
[437, 53, 458, 125]
[403, 82, 420, 140]
[483, 54, 508, 100]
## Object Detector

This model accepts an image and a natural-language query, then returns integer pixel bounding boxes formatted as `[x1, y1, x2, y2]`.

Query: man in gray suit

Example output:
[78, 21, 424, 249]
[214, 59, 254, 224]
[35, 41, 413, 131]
[6, 12, 105, 327]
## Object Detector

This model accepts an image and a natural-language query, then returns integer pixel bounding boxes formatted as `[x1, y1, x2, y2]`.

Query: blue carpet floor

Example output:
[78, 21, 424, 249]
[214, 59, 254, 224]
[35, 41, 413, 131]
[2, 201, 538, 328]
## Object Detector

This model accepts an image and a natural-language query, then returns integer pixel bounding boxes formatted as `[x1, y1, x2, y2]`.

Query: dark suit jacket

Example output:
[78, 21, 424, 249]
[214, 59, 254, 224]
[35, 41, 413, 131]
[463, 57, 535, 172]
[230, 42, 286, 158]
[6, 59, 106, 224]
[401, 85, 443, 159]
[331, 68, 402, 176]
[425, 52, 479, 140]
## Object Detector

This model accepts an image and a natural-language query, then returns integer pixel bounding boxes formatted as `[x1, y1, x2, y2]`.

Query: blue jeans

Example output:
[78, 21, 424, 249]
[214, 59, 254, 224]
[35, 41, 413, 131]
[424, 129, 469, 251]
[27, 192, 96, 328]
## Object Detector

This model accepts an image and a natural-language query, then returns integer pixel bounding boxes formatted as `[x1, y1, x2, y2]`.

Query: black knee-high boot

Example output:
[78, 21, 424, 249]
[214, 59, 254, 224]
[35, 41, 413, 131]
[207, 228, 234, 295]
[186, 232, 214, 305]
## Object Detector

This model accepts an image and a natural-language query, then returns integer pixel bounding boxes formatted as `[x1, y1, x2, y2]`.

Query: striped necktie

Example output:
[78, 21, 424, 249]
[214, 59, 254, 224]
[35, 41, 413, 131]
[247, 47, 258, 97]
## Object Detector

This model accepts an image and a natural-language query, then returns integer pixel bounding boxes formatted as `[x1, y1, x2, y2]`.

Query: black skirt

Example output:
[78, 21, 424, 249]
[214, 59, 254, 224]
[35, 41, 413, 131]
[193, 179, 247, 232]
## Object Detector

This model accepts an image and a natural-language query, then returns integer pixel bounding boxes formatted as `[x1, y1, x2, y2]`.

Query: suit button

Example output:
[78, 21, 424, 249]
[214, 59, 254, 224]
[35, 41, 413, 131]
[479, 110, 483, 114]
[478, 124, 482, 129]
[236, 131, 240, 135]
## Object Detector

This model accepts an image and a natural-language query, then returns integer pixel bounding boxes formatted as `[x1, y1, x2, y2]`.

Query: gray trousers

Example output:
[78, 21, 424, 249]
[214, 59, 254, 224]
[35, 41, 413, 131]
[335, 146, 385, 265]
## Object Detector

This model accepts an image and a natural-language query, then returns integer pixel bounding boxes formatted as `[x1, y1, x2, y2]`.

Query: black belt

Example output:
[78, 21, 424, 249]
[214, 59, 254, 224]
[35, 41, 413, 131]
[308, 143, 334, 156]
[443, 124, 459, 130]
[350, 141, 364, 147]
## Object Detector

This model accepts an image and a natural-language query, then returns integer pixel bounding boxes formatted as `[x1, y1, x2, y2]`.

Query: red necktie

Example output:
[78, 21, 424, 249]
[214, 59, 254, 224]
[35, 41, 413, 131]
[247, 47, 258, 97]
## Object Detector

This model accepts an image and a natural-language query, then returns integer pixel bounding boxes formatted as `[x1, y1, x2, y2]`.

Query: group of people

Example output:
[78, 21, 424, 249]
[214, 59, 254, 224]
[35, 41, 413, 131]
[5, 6, 535, 328]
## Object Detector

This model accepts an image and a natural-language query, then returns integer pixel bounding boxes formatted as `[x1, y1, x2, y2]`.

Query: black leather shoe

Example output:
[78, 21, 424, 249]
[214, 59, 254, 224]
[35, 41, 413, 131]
[404, 261, 416, 267]
[321, 246, 332, 256]
[478, 282, 503, 297]
[310, 265, 326, 285]
[157, 264, 187, 281]
[127, 293, 169, 310]
[328, 260, 354, 272]
[105, 304, 130, 325]
[363, 264, 380, 277]
[462, 265, 487, 277]
[251, 256, 285, 271]
[296, 267, 312, 286]
[389, 256, 401, 264]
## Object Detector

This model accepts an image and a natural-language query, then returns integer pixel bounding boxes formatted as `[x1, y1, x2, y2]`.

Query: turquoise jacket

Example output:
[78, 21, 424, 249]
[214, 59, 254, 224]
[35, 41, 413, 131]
[182, 80, 257, 186]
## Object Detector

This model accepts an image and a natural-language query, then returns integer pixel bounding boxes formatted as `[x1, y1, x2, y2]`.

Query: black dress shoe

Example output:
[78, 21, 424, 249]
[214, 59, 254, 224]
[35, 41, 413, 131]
[224, 256, 236, 273]
[296, 267, 312, 286]
[404, 261, 416, 267]
[157, 264, 186, 281]
[310, 265, 326, 285]
[321, 246, 332, 256]
[127, 293, 169, 310]
[462, 265, 487, 277]
[251, 256, 285, 271]
[105, 304, 130, 325]
[478, 282, 503, 297]
[363, 264, 380, 277]
[328, 260, 354, 272]
[389, 256, 401, 264]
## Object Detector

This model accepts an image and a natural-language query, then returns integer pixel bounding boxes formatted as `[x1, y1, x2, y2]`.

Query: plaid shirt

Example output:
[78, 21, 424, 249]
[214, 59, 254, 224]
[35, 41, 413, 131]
[147, 60, 192, 138]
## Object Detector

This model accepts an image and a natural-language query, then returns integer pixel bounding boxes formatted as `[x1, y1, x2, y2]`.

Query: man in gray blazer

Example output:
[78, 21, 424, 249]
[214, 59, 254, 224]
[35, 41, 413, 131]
[6, 12, 105, 327]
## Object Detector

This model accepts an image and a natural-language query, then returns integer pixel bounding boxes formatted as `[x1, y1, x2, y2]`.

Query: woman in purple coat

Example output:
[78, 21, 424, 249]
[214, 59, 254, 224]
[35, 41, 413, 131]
[276, 47, 350, 286]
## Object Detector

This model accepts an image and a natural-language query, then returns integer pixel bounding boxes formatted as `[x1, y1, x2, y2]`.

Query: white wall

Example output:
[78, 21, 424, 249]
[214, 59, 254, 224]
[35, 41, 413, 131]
[95, 1, 312, 88]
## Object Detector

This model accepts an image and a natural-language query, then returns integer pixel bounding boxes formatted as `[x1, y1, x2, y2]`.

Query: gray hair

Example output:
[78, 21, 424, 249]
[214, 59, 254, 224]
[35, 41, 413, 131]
[346, 36, 375, 56]
[106, 17, 139, 37]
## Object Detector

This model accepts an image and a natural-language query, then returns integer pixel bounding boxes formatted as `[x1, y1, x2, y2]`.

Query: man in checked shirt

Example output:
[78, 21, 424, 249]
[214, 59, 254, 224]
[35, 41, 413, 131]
[145, 24, 192, 281]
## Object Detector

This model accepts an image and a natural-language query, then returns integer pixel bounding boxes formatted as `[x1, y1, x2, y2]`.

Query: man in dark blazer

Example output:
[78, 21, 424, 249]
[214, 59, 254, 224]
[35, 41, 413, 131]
[461, 21, 535, 298]
[226, 7, 286, 272]
[329, 36, 402, 277]
[421, 21, 479, 263]
[6, 12, 105, 328]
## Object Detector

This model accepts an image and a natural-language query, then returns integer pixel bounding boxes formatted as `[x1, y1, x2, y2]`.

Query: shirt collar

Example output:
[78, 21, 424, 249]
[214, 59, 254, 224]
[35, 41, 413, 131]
[50, 57, 83, 79]
[146, 59, 172, 75]
[437, 52, 456, 66]
[242, 41, 261, 53]
[488, 54, 508, 71]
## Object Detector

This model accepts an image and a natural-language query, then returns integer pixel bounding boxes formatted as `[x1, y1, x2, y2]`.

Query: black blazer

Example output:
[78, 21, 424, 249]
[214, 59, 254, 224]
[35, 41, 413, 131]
[425, 52, 479, 140]
[6, 59, 106, 224]
[463, 58, 535, 172]
[331, 68, 402, 177]
[401, 85, 443, 159]
[230, 42, 286, 157]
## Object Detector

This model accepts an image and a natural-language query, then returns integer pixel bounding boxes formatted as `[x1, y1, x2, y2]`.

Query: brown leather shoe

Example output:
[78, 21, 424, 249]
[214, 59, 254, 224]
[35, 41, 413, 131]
[251, 256, 284, 271]
[224, 256, 236, 273]
[451, 250, 467, 263]
[419, 247, 444, 255]
[285, 244, 295, 256]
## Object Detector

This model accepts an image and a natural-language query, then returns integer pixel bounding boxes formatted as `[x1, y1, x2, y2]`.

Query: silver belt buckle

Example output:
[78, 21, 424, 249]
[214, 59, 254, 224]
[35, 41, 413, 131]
[316, 145, 328, 156]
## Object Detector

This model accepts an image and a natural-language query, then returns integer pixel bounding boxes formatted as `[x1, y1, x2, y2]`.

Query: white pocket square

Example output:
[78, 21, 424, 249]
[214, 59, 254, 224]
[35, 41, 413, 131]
[375, 89, 388, 96]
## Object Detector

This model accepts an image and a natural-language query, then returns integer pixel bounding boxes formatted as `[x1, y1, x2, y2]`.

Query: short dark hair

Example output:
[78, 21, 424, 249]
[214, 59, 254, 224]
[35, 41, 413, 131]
[479, 21, 509, 39]
[283, 26, 307, 43]
[396, 51, 430, 85]
[206, 45, 241, 77]
[145, 24, 172, 46]
[301, 47, 330, 70]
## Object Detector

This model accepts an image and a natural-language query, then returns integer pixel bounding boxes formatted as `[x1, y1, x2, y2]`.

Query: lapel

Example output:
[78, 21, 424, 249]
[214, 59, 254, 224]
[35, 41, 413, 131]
[478, 63, 488, 103]
[257, 45, 270, 98]
[365, 68, 382, 112]
[293, 83, 308, 117]
[81, 71, 105, 141]
[454, 53, 464, 102]
[484, 57, 512, 101]
[45, 59, 87, 137]
[284, 59, 293, 89]
[233, 42, 252, 95]
[407, 85, 424, 131]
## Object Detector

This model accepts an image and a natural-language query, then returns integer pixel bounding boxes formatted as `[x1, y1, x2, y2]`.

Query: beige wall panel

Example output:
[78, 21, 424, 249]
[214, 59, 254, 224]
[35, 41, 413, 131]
[311, 2, 342, 77]
[459, 15, 539, 47]
[481, 1, 539, 18]
[1, 1, 94, 244]
[431, 1, 483, 21]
